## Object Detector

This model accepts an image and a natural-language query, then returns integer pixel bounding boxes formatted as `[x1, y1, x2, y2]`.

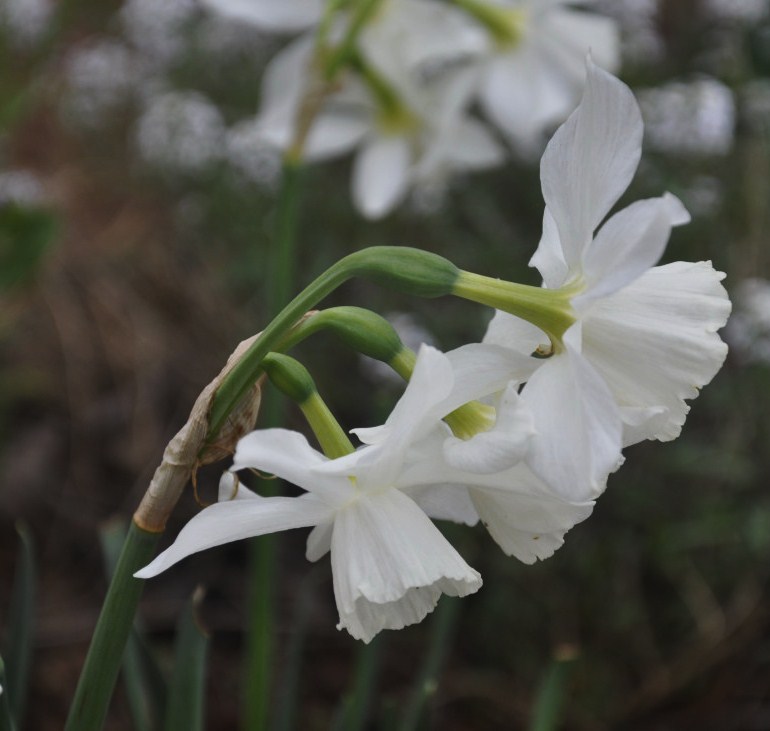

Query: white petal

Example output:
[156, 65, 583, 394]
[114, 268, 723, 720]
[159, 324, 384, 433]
[471, 481, 593, 563]
[200, 0, 322, 32]
[582, 261, 731, 444]
[521, 325, 623, 499]
[540, 58, 643, 269]
[351, 344, 455, 485]
[360, 0, 487, 78]
[303, 112, 370, 162]
[530, 207, 569, 289]
[442, 383, 536, 474]
[537, 8, 620, 84]
[331, 488, 481, 642]
[404, 483, 479, 526]
[575, 193, 690, 305]
[135, 494, 331, 578]
[480, 54, 555, 148]
[306, 519, 334, 561]
[254, 36, 369, 161]
[483, 311, 551, 356]
[444, 342, 537, 408]
[232, 429, 350, 504]
[352, 136, 412, 219]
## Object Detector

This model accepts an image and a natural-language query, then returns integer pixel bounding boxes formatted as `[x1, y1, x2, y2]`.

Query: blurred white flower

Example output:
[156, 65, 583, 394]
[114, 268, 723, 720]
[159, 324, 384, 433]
[639, 77, 735, 157]
[726, 279, 770, 364]
[0, 0, 52, 48]
[705, 0, 767, 22]
[592, 0, 663, 65]
[742, 79, 770, 134]
[226, 120, 283, 189]
[136, 91, 225, 174]
[62, 41, 139, 129]
[199, 0, 323, 33]
[121, 0, 198, 66]
[459, 0, 620, 152]
[251, 30, 503, 218]
[0, 170, 45, 206]
[483, 61, 731, 499]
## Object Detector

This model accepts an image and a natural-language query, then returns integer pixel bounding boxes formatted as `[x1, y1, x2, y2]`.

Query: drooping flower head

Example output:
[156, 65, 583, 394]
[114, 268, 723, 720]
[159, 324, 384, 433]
[482, 58, 731, 499]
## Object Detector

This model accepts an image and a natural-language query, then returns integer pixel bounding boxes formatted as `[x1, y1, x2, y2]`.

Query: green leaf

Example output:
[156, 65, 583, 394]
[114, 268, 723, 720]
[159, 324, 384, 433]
[529, 647, 579, 731]
[0, 655, 18, 731]
[5, 523, 35, 726]
[332, 636, 383, 731]
[99, 519, 166, 731]
[400, 597, 461, 731]
[0, 205, 57, 292]
[65, 522, 160, 731]
[163, 587, 209, 731]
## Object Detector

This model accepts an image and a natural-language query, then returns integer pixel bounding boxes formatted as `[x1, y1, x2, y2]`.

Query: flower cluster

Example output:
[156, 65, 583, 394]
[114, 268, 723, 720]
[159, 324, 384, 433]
[200, 0, 620, 218]
[136, 63, 731, 642]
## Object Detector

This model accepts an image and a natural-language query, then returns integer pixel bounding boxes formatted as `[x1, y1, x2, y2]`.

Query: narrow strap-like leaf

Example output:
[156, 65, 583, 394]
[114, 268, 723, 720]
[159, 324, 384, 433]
[529, 647, 578, 731]
[163, 587, 209, 731]
[5, 523, 35, 726]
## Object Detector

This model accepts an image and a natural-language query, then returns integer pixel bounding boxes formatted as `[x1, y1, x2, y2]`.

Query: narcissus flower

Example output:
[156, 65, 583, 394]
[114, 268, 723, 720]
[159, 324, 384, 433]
[482, 59, 731, 500]
[459, 0, 620, 151]
[135, 346, 591, 640]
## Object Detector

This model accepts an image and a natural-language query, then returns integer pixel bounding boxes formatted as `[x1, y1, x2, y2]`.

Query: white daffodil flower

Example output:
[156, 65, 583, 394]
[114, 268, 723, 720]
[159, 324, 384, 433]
[323, 345, 594, 564]
[199, 0, 323, 33]
[463, 0, 620, 152]
[482, 59, 731, 500]
[135, 345, 590, 640]
[135, 429, 482, 643]
[242, 1, 503, 218]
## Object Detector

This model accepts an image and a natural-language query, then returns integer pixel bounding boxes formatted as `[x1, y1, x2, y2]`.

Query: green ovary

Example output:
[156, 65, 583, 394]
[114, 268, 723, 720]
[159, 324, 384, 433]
[445, 401, 497, 440]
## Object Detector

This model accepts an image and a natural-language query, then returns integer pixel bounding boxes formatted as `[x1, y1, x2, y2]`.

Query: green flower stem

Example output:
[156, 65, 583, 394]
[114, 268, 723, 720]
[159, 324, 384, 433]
[64, 522, 160, 731]
[277, 306, 406, 365]
[451, 0, 526, 46]
[262, 352, 355, 458]
[244, 158, 304, 731]
[323, 0, 383, 80]
[452, 270, 576, 347]
[206, 246, 460, 443]
[389, 346, 417, 381]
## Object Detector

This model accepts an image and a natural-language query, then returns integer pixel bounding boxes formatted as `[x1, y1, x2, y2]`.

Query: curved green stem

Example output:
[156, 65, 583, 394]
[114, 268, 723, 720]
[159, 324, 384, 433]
[207, 246, 459, 441]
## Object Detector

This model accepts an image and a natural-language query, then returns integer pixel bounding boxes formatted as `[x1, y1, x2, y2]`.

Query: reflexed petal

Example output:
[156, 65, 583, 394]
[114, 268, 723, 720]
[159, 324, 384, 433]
[576, 194, 690, 305]
[540, 58, 642, 268]
[582, 261, 731, 444]
[521, 325, 623, 499]
[331, 488, 481, 642]
[200, 0, 323, 32]
[530, 207, 569, 289]
[443, 383, 536, 473]
[232, 429, 350, 504]
[135, 494, 331, 578]
[352, 136, 412, 219]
